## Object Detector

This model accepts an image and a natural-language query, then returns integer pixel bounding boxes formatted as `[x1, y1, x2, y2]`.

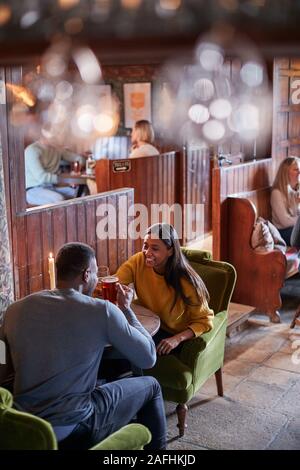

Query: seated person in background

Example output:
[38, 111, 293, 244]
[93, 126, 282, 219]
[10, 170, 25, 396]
[0, 242, 166, 450]
[271, 156, 300, 246]
[129, 120, 159, 159]
[116, 223, 214, 356]
[25, 136, 85, 205]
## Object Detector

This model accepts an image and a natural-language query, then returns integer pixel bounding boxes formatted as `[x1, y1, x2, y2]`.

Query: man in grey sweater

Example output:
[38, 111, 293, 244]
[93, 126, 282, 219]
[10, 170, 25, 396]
[1, 242, 166, 449]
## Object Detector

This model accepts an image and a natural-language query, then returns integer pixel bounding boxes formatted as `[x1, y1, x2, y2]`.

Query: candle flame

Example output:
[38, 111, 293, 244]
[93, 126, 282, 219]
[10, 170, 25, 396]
[49, 252, 53, 258]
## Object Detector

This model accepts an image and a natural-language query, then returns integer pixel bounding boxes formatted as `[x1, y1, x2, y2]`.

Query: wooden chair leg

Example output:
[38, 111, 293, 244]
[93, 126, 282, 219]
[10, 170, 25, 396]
[176, 403, 188, 437]
[215, 367, 223, 396]
[290, 305, 300, 329]
[268, 310, 281, 323]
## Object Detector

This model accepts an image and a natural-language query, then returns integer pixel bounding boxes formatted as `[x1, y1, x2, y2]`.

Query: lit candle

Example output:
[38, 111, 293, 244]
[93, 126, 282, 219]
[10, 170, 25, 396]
[48, 252, 56, 290]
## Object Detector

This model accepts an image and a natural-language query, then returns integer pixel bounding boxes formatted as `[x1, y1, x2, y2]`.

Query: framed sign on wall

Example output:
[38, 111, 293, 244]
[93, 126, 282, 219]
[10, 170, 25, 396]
[123, 82, 151, 128]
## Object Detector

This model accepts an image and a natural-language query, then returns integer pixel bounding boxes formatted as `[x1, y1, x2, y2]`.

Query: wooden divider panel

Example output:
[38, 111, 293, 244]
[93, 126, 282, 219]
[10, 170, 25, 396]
[95, 152, 182, 248]
[227, 196, 286, 316]
[212, 159, 273, 260]
[13, 189, 134, 299]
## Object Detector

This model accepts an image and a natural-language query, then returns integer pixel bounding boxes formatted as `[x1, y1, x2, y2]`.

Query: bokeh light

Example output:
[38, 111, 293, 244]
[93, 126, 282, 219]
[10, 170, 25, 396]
[188, 104, 210, 124]
[155, 31, 270, 150]
[56, 81, 73, 100]
[72, 47, 102, 84]
[121, 0, 142, 9]
[58, 0, 80, 10]
[240, 62, 264, 87]
[159, 0, 181, 10]
[197, 42, 224, 71]
[0, 4, 11, 25]
[20, 11, 40, 28]
[203, 120, 225, 141]
[229, 103, 260, 139]
[10, 37, 119, 150]
[209, 99, 232, 119]
[64, 17, 84, 35]
[93, 113, 115, 134]
[194, 78, 215, 101]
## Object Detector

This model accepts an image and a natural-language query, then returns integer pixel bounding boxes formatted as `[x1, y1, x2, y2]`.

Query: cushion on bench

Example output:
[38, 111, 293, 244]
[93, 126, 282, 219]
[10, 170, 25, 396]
[251, 217, 287, 253]
[251, 216, 299, 278]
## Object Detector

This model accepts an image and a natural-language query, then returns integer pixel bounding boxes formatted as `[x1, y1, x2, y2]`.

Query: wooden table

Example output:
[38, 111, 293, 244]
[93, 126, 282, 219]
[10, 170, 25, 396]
[131, 304, 160, 336]
[130, 304, 160, 376]
[93, 287, 160, 337]
[226, 302, 255, 337]
[59, 172, 95, 185]
[59, 172, 97, 196]
[100, 303, 160, 379]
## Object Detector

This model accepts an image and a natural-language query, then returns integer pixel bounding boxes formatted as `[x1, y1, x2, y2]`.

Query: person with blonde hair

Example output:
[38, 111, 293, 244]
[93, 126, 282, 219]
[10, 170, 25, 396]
[271, 156, 300, 246]
[129, 120, 159, 159]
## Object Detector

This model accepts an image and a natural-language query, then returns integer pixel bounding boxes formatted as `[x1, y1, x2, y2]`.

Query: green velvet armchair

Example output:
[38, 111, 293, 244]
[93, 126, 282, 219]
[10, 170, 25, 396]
[0, 387, 151, 450]
[144, 249, 236, 436]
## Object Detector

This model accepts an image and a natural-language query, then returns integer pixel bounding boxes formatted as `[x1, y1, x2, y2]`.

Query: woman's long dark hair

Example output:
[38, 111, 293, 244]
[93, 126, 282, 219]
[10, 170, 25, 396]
[146, 223, 209, 310]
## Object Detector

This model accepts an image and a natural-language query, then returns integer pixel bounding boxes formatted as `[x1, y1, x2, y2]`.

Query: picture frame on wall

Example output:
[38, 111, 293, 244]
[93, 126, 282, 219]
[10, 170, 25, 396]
[123, 82, 151, 128]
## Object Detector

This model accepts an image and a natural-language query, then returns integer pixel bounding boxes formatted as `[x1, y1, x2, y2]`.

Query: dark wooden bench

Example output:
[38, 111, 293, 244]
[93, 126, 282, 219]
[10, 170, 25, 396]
[227, 188, 299, 323]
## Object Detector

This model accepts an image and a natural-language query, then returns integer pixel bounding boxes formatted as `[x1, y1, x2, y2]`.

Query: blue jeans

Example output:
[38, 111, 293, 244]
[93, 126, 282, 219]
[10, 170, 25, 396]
[59, 376, 166, 450]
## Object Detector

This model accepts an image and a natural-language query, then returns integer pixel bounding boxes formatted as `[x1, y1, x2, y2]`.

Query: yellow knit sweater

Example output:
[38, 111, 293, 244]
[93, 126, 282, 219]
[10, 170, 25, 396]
[116, 252, 214, 337]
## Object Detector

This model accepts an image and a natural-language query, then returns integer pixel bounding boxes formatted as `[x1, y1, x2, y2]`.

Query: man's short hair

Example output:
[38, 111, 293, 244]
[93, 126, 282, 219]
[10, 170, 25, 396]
[55, 243, 95, 281]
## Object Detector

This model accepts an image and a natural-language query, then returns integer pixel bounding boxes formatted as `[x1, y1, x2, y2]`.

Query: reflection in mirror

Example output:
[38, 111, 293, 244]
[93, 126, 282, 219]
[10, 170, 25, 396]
[7, 39, 120, 209]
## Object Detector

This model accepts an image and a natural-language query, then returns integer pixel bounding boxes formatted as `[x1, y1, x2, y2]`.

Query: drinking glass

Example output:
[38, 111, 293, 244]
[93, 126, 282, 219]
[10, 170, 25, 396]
[101, 276, 119, 304]
[93, 266, 110, 298]
[98, 266, 110, 280]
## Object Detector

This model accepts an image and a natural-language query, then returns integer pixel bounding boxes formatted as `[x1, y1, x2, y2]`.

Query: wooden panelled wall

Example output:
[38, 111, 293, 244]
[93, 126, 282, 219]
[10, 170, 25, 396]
[212, 159, 273, 260]
[185, 146, 211, 238]
[96, 152, 181, 208]
[95, 151, 184, 250]
[272, 58, 300, 166]
[0, 65, 134, 299]
[95, 147, 212, 247]
[14, 190, 134, 299]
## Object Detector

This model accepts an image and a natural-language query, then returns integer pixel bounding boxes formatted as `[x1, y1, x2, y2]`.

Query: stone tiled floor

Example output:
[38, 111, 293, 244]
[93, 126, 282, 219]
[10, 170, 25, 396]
[166, 276, 300, 450]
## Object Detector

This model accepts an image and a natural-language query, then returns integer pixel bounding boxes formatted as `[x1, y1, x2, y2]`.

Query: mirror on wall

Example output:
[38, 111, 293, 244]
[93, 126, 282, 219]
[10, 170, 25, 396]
[6, 44, 121, 210]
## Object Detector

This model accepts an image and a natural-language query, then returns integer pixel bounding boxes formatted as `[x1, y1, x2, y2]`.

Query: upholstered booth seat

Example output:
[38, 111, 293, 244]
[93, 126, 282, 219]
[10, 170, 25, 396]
[0, 387, 151, 450]
[144, 249, 236, 436]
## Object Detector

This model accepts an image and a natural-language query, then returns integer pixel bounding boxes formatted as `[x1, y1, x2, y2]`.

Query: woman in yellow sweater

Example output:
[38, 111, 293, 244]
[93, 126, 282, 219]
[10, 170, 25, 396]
[116, 223, 214, 356]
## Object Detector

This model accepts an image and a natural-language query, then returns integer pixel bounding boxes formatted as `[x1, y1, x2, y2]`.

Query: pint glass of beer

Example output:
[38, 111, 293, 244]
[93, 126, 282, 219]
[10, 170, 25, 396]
[101, 276, 118, 303]
[93, 266, 110, 299]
